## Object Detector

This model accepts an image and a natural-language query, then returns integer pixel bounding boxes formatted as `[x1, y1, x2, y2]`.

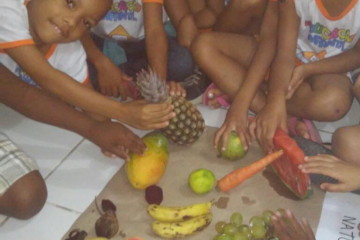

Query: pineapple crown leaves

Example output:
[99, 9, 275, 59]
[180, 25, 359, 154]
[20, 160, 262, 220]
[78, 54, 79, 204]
[136, 68, 168, 103]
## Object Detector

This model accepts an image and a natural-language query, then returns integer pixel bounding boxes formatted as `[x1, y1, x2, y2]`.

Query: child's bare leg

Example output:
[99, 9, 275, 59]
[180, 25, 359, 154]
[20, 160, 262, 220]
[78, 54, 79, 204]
[287, 74, 353, 138]
[332, 125, 360, 167]
[191, 32, 262, 107]
[214, 0, 267, 34]
[0, 171, 47, 219]
[186, 0, 206, 13]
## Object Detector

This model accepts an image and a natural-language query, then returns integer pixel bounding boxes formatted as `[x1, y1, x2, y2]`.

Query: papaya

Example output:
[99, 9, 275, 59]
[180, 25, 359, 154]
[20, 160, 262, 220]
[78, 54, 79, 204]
[126, 132, 169, 190]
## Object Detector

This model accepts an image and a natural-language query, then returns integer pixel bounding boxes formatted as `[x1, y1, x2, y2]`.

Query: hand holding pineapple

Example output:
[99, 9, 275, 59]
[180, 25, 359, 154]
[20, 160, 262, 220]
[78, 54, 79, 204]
[137, 68, 205, 145]
[166, 81, 186, 97]
[119, 100, 176, 130]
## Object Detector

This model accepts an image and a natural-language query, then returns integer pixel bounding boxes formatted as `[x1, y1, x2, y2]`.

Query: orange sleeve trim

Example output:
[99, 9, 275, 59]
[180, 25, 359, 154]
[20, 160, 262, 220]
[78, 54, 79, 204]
[45, 44, 57, 59]
[142, 0, 163, 4]
[316, 0, 358, 20]
[82, 75, 90, 85]
[0, 39, 35, 49]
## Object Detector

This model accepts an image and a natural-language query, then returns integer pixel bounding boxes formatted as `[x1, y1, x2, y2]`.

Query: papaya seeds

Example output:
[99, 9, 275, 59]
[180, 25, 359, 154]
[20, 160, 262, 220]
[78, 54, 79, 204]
[95, 199, 119, 238]
[145, 185, 163, 204]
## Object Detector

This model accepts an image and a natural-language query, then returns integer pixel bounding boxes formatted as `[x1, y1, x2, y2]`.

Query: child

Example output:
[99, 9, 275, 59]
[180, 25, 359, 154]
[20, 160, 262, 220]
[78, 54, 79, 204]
[213, 0, 268, 34]
[298, 78, 360, 193]
[82, 0, 195, 99]
[253, 0, 360, 153]
[0, 66, 146, 219]
[0, 0, 174, 130]
[190, 0, 277, 150]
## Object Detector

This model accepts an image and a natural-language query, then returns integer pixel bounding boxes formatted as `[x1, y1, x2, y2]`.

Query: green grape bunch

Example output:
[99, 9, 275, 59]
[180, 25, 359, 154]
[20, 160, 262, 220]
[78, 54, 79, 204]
[213, 210, 283, 240]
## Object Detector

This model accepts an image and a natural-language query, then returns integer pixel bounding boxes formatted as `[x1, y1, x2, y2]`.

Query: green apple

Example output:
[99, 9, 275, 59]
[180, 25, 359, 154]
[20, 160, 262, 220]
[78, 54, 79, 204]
[218, 131, 247, 161]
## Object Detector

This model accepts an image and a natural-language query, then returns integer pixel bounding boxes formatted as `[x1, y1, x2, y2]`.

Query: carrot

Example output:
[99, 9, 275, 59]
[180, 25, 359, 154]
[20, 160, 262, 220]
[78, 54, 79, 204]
[217, 150, 284, 192]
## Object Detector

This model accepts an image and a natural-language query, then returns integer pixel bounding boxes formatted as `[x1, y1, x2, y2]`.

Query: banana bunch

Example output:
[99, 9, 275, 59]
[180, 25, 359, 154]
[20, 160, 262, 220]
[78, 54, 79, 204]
[147, 201, 213, 238]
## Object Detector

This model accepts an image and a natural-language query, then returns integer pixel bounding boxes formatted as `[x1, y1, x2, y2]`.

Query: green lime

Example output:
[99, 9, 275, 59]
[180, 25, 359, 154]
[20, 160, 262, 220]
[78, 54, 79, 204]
[218, 131, 247, 161]
[188, 168, 216, 194]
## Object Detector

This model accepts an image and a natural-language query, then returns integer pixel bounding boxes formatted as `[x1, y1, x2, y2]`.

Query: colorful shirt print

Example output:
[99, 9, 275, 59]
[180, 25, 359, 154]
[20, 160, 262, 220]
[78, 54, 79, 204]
[92, 0, 168, 42]
[294, 0, 360, 64]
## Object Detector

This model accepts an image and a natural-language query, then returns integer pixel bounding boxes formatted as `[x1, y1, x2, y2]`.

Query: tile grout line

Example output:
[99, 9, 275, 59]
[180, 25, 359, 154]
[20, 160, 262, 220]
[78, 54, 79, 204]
[43, 138, 85, 180]
[46, 201, 82, 215]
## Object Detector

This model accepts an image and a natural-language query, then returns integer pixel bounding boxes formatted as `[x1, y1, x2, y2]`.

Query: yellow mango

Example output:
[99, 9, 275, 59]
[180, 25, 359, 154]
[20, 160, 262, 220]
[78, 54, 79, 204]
[126, 132, 169, 190]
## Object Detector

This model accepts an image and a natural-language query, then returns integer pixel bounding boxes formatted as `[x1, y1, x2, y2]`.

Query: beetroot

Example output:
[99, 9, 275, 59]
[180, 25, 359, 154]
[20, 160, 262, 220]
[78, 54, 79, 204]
[145, 185, 163, 204]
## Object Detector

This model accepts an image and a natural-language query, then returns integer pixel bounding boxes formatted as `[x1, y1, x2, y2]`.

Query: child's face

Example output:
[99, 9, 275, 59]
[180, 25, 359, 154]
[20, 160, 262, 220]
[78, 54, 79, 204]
[27, 0, 111, 45]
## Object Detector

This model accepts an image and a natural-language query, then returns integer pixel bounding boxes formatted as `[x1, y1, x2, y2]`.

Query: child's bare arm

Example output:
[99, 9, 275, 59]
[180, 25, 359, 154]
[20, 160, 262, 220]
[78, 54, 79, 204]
[164, 0, 198, 48]
[0, 66, 145, 158]
[81, 33, 133, 98]
[300, 154, 360, 192]
[143, 3, 168, 81]
[186, 0, 206, 14]
[287, 40, 360, 98]
[206, 0, 225, 16]
[144, 2, 186, 96]
[214, 1, 278, 151]
[5, 45, 174, 129]
[253, 0, 299, 153]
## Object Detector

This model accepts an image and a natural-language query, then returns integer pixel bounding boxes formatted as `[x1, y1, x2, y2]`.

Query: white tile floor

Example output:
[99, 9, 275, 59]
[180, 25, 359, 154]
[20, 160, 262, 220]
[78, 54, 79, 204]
[0, 101, 359, 240]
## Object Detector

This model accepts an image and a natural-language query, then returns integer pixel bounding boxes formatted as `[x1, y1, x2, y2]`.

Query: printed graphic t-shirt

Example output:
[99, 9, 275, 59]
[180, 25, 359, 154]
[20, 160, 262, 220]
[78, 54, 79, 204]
[92, 0, 168, 42]
[0, 0, 88, 86]
[295, 0, 360, 64]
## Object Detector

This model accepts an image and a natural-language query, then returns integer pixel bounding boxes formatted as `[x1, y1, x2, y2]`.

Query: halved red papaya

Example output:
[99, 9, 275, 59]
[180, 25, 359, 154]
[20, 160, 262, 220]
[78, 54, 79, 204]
[272, 129, 312, 199]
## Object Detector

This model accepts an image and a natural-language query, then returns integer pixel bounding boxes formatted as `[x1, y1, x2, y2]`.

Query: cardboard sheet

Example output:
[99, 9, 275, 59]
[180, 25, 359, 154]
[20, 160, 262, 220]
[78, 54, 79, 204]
[62, 127, 325, 239]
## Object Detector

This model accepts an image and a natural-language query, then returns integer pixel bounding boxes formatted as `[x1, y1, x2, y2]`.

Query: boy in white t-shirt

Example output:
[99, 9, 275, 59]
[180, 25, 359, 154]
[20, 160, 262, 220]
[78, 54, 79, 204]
[0, 66, 146, 219]
[0, 0, 175, 130]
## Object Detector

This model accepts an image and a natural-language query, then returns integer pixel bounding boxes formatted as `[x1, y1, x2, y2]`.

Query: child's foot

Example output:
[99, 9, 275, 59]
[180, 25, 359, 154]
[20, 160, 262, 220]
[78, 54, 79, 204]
[288, 117, 322, 143]
[202, 83, 230, 109]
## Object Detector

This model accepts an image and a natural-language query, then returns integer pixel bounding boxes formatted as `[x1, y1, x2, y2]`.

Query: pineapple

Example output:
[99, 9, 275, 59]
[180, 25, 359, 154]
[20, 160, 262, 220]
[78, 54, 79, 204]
[136, 68, 205, 145]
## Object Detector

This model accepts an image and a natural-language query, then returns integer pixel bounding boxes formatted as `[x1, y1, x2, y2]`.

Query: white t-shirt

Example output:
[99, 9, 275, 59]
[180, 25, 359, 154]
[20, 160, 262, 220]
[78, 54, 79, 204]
[0, 0, 88, 86]
[92, 0, 168, 42]
[295, 0, 360, 63]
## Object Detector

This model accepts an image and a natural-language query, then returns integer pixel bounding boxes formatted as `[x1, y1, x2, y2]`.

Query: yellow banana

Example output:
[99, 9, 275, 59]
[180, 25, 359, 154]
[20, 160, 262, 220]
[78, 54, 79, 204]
[147, 201, 212, 222]
[152, 213, 212, 238]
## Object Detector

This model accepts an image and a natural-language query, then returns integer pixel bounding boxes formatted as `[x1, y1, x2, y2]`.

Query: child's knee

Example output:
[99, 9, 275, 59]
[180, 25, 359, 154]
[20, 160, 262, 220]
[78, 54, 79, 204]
[315, 88, 353, 121]
[332, 126, 360, 164]
[191, 33, 215, 62]
[2, 171, 47, 219]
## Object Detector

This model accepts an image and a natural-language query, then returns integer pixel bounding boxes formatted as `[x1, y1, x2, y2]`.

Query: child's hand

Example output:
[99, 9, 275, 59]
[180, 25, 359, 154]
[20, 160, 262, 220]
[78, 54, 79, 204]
[96, 58, 133, 99]
[286, 65, 308, 99]
[299, 154, 360, 192]
[214, 107, 252, 152]
[167, 81, 186, 97]
[88, 120, 146, 161]
[272, 209, 316, 240]
[121, 100, 175, 130]
[249, 101, 288, 153]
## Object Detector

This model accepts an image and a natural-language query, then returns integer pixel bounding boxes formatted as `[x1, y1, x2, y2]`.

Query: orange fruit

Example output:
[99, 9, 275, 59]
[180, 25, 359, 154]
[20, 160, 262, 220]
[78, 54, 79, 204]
[188, 168, 216, 195]
[218, 131, 247, 161]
